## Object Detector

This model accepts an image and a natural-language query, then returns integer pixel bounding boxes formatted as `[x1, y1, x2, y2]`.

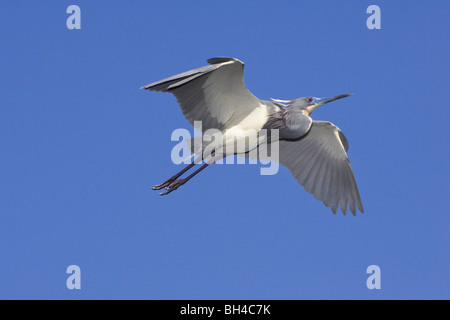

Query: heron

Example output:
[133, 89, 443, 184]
[142, 57, 364, 215]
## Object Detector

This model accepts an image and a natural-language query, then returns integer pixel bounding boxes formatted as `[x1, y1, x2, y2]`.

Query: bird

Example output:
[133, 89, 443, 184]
[141, 57, 364, 215]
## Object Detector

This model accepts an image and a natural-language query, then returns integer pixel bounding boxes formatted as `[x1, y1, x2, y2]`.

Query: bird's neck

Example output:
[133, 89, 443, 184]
[281, 109, 312, 139]
[261, 110, 312, 140]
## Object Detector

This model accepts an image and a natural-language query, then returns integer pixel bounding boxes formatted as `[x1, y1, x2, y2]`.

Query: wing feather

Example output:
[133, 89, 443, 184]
[253, 121, 364, 215]
[142, 57, 262, 132]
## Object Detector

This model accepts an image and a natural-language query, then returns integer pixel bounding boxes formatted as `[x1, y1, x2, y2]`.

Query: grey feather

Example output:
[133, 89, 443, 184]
[144, 57, 362, 215]
[250, 121, 364, 215]
[207, 57, 242, 65]
[142, 58, 261, 132]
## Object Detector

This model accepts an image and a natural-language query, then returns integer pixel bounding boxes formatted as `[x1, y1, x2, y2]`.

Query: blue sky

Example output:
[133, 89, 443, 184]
[1, 1, 449, 299]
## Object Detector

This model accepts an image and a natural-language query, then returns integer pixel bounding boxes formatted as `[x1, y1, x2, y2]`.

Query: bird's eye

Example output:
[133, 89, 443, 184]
[308, 97, 313, 103]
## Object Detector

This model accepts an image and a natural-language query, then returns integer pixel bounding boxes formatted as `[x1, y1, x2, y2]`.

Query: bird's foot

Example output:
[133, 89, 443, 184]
[152, 179, 175, 190]
[158, 179, 186, 196]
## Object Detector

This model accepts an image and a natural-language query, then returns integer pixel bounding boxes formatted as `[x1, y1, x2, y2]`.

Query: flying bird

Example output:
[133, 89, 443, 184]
[142, 57, 363, 215]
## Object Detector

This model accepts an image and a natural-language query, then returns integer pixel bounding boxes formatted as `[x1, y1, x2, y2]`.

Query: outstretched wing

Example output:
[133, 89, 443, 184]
[141, 57, 263, 132]
[256, 121, 364, 215]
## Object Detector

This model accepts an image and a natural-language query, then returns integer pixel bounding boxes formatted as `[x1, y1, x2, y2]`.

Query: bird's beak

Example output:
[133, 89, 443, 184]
[305, 94, 353, 115]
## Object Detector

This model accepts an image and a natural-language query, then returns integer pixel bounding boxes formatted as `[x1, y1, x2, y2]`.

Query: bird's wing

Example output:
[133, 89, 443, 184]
[141, 57, 263, 132]
[256, 121, 363, 215]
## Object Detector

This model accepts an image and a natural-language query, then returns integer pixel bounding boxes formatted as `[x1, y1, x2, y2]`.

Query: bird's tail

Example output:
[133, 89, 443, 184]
[185, 136, 205, 155]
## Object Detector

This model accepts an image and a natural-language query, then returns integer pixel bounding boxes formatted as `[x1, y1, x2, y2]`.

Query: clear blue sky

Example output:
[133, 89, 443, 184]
[1, 1, 449, 300]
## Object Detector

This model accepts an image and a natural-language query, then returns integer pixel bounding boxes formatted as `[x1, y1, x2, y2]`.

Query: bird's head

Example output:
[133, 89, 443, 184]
[272, 94, 353, 116]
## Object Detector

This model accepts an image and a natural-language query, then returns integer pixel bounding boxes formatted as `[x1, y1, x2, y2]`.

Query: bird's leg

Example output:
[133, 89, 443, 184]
[152, 155, 203, 190]
[158, 162, 211, 196]
[159, 153, 223, 196]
